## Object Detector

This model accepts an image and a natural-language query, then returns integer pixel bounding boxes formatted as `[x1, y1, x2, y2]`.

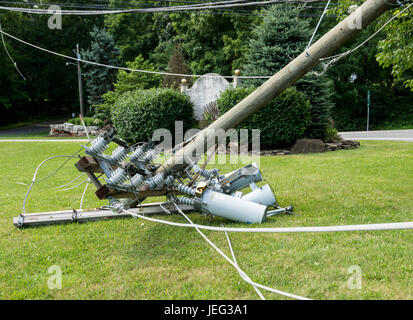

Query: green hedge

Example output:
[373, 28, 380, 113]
[217, 87, 311, 147]
[111, 88, 195, 143]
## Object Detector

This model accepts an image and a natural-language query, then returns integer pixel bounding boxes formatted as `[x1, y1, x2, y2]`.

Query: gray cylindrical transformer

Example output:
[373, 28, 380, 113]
[201, 189, 267, 224]
[242, 184, 277, 207]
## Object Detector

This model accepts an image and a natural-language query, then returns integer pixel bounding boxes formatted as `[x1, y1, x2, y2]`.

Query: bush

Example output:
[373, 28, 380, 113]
[67, 117, 103, 128]
[111, 88, 195, 143]
[217, 87, 311, 148]
[94, 55, 163, 121]
[199, 101, 220, 129]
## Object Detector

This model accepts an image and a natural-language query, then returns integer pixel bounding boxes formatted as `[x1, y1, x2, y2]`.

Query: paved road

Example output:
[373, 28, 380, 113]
[339, 129, 413, 142]
[0, 139, 88, 142]
[0, 119, 66, 136]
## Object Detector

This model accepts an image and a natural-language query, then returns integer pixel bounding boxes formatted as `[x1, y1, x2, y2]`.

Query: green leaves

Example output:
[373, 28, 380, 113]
[332, 0, 413, 90]
[217, 86, 311, 148]
[82, 26, 120, 108]
[95, 55, 162, 120]
[111, 88, 195, 144]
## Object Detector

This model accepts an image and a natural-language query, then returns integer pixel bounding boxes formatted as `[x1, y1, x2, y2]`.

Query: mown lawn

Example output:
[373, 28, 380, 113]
[0, 140, 412, 300]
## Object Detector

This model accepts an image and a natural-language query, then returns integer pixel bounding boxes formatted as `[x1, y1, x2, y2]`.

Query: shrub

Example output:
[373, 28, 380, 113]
[111, 88, 195, 143]
[94, 55, 162, 121]
[67, 117, 103, 128]
[199, 101, 220, 129]
[217, 87, 311, 148]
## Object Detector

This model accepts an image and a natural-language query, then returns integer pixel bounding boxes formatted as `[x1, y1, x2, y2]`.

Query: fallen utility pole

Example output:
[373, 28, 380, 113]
[157, 0, 399, 173]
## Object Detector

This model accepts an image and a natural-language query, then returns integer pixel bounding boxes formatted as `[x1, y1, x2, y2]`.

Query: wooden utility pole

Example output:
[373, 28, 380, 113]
[157, 0, 399, 173]
[76, 44, 84, 118]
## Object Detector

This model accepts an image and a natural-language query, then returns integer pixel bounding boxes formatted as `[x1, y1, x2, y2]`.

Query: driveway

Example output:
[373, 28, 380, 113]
[0, 119, 66, 136]
[339, 129, 413, 142]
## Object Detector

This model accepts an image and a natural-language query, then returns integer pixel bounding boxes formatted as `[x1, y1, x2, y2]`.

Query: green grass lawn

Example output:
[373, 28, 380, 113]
[0, 140, 412, 300]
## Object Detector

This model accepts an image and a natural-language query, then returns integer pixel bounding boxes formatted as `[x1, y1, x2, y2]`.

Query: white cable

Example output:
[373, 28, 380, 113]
[60, 177, 88, 191]
[22, 154, 79, 214]
[55, 173, 85, 190]
[158, 204, 265, 299]
[223, 225, 266, 300]
[121, 208, 413, 233]
[171, 203, 310, 300]
[0, 27, 271, 80]
[80, 117, 91, 141]
[305, 0, 330, 56]
[0, 0, 247, 15]
[319, 2, 413, 63]
[0, 19, 25, 80]
[0, 1, 322, 15]
[79, 179, 90, 211]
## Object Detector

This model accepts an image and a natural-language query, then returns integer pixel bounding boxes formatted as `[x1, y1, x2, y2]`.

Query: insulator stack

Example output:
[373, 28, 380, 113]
[148, 173, 175, 189]
[110, 146, 128, 163]
[107, 168, 128, 186]
[130, 173, 145, 190]
[175, 183, 196, 196]
[195, 168, 219, 179]
[89, 136, 108, 155]
[163, 175, 175, 186]
[141, 149, 157, 165]
[130, 146, 145, 164]
[148, 173, 166, 189]
[175, 196, 195, 206]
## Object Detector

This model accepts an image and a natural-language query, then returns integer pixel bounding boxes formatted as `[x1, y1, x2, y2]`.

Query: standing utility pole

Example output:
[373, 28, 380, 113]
[157, 0, 399, 174]
[76, 44, 84, 118]
[75, 44, 90, 140]
[366, 89, 370, 131]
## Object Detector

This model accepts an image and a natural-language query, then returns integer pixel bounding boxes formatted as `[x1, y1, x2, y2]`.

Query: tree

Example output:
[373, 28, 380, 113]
[95, 55, 162, 120]
[82, 26, 120, 111]
[0, 1, 104, 125]
[171, 12, 242, 75]
[163, 43, 192, 89]
[332, 0, 413, 90]
[243, 4, 334, 140]
[105, 0, 159, 63]
[328, 1, 413, 130]
[243, 5, 311, 86]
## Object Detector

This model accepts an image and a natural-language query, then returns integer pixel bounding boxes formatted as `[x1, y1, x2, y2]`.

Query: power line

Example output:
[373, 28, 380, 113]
[315, 1, 413, 76]
[305, 0, 330, 55]
[0, 1, 330, 15]
[0, 26, 272, 79]
[0, 19, 26, 80]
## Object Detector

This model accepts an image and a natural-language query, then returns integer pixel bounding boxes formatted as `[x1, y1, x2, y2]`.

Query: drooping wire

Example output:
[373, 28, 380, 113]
[305, 0, 331, 56]
[171, 202, 311, 300]
[223, 223, 266, 300]
[0, 19, 25, 80]
[0, 27, 271, 79]
[120, 207, 413, 233]
[21, 145, 86, 214]
[156, 201, 304, 299]
[22, 154, 80, 214]
[79, 179, 90, 210]
[0, 1, 325, 16]
[55, 173, 85, 189]
[315, 1, 413, 76]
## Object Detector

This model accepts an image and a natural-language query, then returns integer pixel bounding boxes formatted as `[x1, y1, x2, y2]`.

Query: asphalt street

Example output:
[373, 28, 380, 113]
[339, 129, 413, 142]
